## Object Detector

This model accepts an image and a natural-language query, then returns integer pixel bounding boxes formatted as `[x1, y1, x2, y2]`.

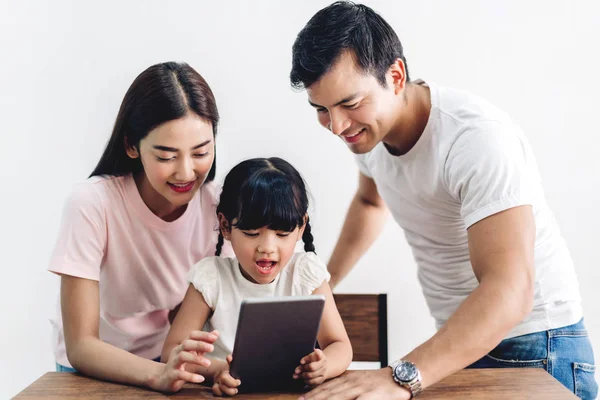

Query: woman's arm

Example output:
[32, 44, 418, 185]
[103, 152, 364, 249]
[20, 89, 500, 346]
[161, 284, 228, 382]
[313, 281, 353, 379]
[61, 275, 216, 392]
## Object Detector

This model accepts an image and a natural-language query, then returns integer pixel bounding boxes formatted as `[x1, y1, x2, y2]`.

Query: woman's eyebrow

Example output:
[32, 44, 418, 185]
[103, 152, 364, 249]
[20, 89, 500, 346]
[152, 139, 212, 152]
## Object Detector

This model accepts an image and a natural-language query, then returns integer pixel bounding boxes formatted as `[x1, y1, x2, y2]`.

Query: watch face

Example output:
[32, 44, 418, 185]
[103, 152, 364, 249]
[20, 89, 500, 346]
[394, 362, 418, 382]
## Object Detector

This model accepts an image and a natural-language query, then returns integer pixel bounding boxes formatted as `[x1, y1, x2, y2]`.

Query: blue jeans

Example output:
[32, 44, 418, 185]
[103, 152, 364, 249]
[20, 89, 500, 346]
[56, 356, 162, 373]
[468, 318, 598, 400]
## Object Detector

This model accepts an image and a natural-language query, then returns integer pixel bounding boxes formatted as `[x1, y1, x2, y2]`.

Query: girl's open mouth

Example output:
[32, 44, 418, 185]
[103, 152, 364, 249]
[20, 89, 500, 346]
[256, 260, 277, 275]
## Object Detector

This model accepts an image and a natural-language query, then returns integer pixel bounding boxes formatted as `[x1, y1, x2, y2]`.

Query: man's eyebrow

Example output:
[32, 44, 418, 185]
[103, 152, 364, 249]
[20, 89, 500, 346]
[308, 93, 361, 108]
[152, 140, 212, 152]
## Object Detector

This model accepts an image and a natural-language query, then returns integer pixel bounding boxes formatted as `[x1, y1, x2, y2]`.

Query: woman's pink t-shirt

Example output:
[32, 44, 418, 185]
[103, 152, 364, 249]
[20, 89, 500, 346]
[48, 174, 225, 367]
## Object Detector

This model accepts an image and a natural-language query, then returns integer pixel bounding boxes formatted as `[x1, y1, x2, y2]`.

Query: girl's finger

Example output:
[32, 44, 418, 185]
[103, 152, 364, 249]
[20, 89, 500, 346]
[219, 372, 241, 388]
[212, 382, 223, 397]
[220, 384, 239, 396]
[302, 368, 325, 380]
[303, 360, 323, 372]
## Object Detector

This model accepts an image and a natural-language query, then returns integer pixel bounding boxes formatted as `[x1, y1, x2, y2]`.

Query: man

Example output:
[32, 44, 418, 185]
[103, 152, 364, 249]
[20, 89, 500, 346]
[290, 2, 597, 399]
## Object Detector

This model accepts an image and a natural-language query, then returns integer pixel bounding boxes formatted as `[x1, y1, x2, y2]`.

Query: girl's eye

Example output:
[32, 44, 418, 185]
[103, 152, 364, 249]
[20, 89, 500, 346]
[157, 156, 175, 162]
[277, 232, 291, 237]
[242, 231, 259, 237]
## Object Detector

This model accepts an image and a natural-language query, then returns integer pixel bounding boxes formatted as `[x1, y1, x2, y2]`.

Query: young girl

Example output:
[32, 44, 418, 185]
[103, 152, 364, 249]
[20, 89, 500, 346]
[162, 157, 353, 396]
[48, 62, 229, 392]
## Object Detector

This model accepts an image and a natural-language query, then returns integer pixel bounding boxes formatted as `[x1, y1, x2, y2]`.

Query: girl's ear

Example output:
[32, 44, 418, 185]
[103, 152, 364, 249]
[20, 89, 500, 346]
[297, 215, 308, 241]
[124, 136, 139, 159]
[218, 212, 231, 240]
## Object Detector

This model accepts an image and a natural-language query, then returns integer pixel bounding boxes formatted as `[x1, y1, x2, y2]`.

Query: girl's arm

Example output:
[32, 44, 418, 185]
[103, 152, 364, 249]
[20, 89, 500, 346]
[161, 284, 228, 382]
[61, 275, 216, 392]
[312, 281, 353, 379]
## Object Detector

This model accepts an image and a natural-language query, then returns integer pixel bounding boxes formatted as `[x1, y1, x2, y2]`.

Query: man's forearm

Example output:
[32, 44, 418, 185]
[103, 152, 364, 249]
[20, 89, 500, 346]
[328, 194, 388, 288]
[401, 272, 533, 388]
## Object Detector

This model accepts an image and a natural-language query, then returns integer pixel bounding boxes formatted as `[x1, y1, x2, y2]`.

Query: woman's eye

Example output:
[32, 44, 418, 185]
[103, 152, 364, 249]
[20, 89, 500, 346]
[157, 156, 175, 162]
[193, 152, 209, 158]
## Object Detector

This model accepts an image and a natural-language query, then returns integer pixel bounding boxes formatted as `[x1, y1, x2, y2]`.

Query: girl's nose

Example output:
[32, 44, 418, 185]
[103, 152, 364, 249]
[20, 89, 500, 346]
[257, 236, 277, 254]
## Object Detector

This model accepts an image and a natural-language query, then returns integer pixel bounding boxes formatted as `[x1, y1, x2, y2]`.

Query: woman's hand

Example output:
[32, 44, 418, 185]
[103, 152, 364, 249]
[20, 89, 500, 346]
[294, 349, 328, 386]
[150, 330, 219, 392]
[213, 354, 241, 396]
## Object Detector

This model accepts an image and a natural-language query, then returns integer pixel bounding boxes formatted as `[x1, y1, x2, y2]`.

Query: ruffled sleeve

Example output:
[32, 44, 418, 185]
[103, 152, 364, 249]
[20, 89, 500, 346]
[292, 252, 331, 296]
[186, 257, 221, 310]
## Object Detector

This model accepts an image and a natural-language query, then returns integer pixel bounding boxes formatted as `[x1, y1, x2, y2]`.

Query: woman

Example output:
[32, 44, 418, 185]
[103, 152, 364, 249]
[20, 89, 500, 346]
[49, 61, 228, 391]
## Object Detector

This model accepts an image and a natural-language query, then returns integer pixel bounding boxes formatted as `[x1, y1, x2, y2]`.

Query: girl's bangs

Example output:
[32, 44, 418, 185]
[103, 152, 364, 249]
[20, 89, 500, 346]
[233, 170, 305, 232]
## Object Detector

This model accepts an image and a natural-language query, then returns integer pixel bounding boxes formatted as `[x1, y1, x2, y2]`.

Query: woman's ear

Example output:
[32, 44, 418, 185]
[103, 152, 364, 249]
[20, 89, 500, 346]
[124, 136, 139, 159]
[218, 213, 231, 240]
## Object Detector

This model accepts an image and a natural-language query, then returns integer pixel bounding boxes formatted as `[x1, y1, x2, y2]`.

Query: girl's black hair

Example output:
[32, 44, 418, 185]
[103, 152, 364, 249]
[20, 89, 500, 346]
[215, 157, 315, 256]
[90, 61, 219, 180]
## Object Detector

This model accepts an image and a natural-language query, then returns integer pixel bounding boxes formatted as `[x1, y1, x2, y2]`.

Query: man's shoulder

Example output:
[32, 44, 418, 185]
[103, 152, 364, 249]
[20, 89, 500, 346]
[433, 83, 512, 128]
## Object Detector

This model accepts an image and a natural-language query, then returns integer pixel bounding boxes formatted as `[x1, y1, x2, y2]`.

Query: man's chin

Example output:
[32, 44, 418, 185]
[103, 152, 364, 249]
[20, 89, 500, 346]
[346, 142, 376, 155]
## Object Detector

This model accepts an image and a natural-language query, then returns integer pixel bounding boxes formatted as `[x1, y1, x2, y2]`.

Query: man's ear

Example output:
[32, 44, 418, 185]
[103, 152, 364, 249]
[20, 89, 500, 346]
[218, 213, 231, 239]
[388, 58, 407, 95]
[124, 136, 139, 159]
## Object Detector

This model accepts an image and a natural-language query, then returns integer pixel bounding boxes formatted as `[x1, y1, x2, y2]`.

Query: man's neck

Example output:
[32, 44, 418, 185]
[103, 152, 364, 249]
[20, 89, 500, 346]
[383, 82, 431, 156]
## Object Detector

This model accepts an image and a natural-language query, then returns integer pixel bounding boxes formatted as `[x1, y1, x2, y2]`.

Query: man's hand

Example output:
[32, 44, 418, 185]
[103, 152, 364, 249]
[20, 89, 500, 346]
[298, 368, 410, 400]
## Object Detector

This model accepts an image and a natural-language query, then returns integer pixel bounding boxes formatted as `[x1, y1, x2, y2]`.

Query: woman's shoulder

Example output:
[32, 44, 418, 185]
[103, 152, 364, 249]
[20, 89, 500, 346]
[66, 175, 126, 209]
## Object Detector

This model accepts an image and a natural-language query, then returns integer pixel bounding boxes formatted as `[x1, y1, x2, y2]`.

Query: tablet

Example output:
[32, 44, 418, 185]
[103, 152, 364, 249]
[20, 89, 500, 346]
[229, 295, 326, 393]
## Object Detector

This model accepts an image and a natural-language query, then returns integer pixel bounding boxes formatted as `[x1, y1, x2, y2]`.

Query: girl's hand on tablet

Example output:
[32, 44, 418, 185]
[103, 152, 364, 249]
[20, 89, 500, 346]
[294, 349, 328, 386]
[213, 354, 241, 396]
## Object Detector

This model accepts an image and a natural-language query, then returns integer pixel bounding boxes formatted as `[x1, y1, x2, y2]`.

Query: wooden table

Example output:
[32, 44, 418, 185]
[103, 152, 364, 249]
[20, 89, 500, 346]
[14, 369, 577, 399]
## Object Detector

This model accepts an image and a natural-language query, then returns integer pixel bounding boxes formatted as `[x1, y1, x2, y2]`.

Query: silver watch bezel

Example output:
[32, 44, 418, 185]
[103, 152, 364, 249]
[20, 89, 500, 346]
[389, 360, 423, 397]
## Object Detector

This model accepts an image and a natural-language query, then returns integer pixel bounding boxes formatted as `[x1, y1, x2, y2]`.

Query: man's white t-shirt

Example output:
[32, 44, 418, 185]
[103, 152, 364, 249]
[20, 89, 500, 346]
[356, 81, 581, 338]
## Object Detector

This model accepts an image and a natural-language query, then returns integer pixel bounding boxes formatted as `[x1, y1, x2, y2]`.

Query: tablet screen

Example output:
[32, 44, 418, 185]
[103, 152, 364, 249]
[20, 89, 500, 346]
[229, 295, 325, 392]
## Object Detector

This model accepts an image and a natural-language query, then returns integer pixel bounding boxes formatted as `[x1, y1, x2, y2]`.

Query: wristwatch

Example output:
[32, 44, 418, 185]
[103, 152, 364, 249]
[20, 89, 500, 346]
[389, 359, 423, 398]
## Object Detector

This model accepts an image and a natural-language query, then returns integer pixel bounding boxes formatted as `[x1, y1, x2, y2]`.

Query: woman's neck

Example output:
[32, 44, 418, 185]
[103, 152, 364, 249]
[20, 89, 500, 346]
[133, 173, 187, 222]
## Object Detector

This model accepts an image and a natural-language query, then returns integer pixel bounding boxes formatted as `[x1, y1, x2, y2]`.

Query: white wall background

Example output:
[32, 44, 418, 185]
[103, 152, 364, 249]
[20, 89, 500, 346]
[1, 0, 599, 397]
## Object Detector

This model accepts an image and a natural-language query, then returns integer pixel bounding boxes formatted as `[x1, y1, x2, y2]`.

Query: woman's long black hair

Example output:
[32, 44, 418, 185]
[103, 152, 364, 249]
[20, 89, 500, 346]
[90, 61, 219, 180]
[215, 157, 315, 256]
